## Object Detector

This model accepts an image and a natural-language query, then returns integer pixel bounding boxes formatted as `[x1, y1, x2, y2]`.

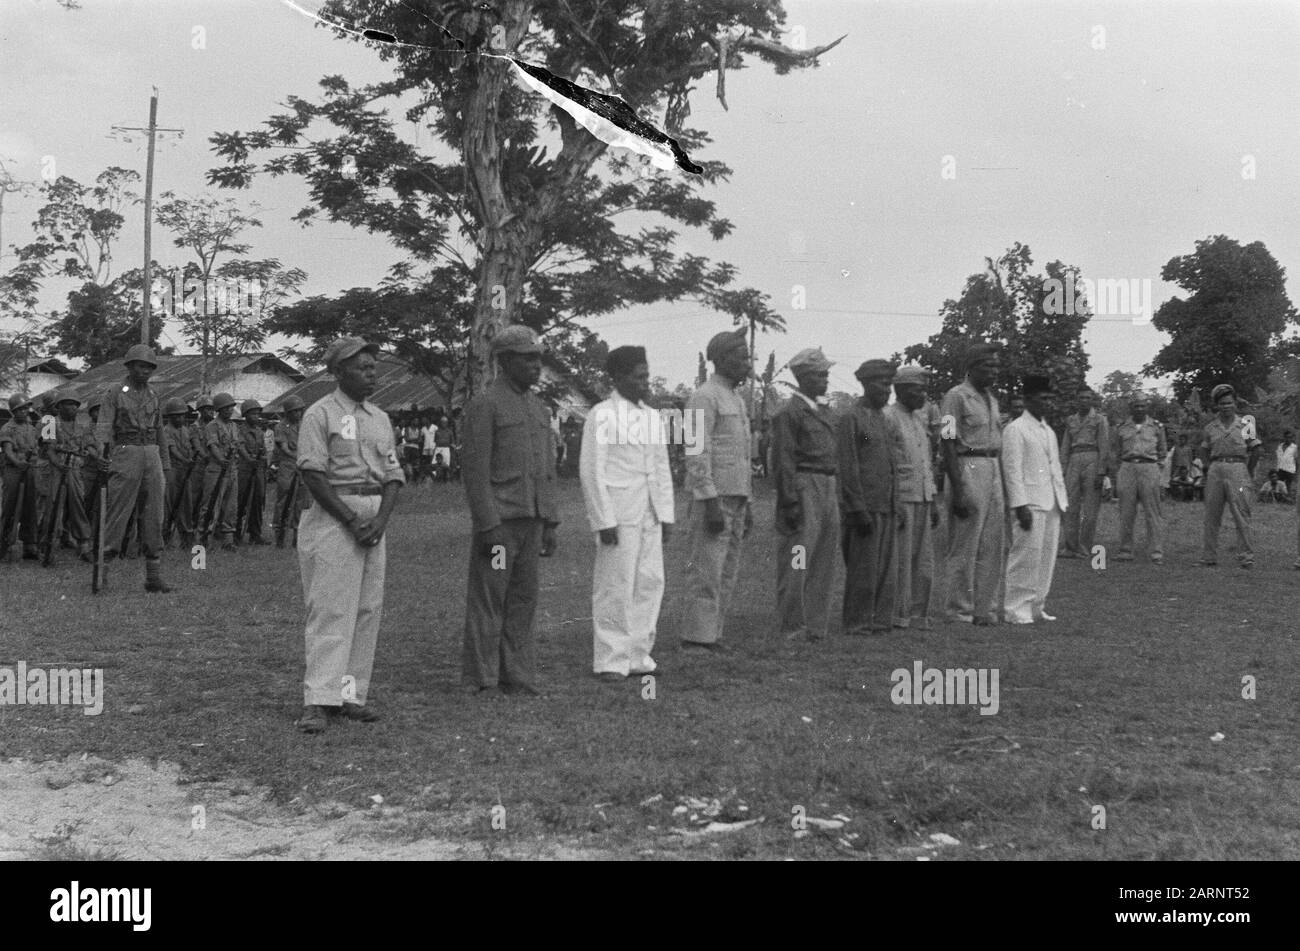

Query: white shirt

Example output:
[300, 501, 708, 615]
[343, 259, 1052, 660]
[1277, 442, 1296, 474]
[421, 425, 437, 454]
[1002, 410, 1068, 512]
[579, 391, 675, 531]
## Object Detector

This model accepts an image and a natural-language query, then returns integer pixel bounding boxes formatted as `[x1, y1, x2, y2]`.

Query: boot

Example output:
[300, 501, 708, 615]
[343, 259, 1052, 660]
[179, 531, 195, 550]
[22, 544, 40, 560]
[144, 557, 173, 593]
[78, 541, 92, 562]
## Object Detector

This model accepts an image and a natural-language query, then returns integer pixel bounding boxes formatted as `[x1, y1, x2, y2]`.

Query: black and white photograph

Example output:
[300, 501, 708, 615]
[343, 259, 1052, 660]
[0, 0, 1296, 905]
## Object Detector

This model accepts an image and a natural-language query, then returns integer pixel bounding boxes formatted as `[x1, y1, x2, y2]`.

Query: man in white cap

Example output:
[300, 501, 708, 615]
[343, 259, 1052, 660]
[680, 328, 752, 651]
[770, 347, 840, 642]
[886, 365, 940, 630]
[461, 324, 559, 695]
[580, 345, 674, 681]
[296, 337, 404, 733]
[1199, 383, 1260, 568]
[1002, 375, 1068, 624]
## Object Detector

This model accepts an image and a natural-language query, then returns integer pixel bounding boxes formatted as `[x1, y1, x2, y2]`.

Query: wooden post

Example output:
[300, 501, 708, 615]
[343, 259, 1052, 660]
[141, 90, 158, 345]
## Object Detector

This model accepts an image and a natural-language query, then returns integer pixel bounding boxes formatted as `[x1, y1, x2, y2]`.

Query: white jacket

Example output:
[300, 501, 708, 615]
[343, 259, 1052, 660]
[580, 393, 675, 531]
[1002, 411, 1068, 512]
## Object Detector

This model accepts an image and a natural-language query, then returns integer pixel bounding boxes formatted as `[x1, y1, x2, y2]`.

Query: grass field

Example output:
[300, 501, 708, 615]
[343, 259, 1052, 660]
[2, 477, 1298, 860]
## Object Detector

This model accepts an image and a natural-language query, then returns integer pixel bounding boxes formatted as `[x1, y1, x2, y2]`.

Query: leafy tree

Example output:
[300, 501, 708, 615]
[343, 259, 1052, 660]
[1144, 235, 1298, 402]
[208, 0, 839, 394]
[50, 268, 168, 365]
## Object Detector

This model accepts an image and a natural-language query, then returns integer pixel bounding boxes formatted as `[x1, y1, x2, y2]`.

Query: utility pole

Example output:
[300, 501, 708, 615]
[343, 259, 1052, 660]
[112, 88, 183, 345]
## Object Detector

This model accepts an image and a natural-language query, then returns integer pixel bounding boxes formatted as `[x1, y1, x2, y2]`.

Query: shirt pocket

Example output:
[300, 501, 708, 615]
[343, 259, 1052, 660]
[492, 413, 529, 479]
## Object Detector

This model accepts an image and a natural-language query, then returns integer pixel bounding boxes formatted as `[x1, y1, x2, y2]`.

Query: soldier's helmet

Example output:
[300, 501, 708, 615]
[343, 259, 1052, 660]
[212, 392, 237, 411]
[162, 398, 189, 417]
[240, 399, 263, 415]
[195, 393, 215, 411]
[122, 344, 159, 367]
[8, 393, 33, 411]
[281, 395, 306, 413]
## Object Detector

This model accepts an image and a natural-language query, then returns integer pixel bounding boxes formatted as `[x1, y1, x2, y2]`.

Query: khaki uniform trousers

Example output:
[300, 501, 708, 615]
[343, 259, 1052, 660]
[893, 500, 934, 629]
[842, 511, 895, 634]
[592, 509, 665, 675]
[1062, 450, 1102, 555]
[299, 495, 385, 707]
[775, 472, 840, 639]
[104, 445, 165, 558]
[202, 463, 238, 541]
[1202, 461, 1254, 565]
[463, 517, 543, 689]
[165, 464, 195, 537]
[1004, 506, 1062, 623]
[680, 496, 748, 645]
[1117, 461, 1163, 559]
[41, 464, 90, 546]
[944, 457, 1005, 623]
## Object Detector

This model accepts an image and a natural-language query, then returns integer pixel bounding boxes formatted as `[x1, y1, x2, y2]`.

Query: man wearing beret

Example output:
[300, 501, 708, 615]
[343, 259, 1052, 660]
[838, 359, 901, 634]
[1198, 383, 1260, 568]
[296, 338, 404, 734]
[771, 347, 840, 642]
[461, 325, 559, 695]
[94, 344, 173, 591]
[580, 345, 674, 681]
[940, 343, 1005, 625]
[1, 393, 40, 560]
[886, 365, 941, 630]
[1001, 375, 1068, 624]
[680, 328, 752, 651]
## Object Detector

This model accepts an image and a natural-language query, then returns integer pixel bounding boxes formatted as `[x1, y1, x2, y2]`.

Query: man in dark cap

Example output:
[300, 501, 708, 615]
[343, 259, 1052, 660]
[838, 359, 901, 634]
[939, 342, 1005, 625]
[680, 328, 752, 651]
[161, 398, 197, 550]
[0, 393, 40, 560]
[461, 325, 560, 695]
[1001, 375, 1067, 624]
[92, 345, 173, 591]
[771, 347, 840, 642]
[579, 345, 674, 681]
[295, 337, 404, 733]
[886, 365, 940, 630]
[1198, 383, 1260, 568]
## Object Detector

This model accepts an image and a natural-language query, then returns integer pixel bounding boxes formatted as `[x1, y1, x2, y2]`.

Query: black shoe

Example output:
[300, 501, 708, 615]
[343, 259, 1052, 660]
[596, 672, 626, 683]
[681, 640, 725, 653]
[332, 702, 380, 722]
[298, 705, 329, 734]
[500, 683, 542, 697]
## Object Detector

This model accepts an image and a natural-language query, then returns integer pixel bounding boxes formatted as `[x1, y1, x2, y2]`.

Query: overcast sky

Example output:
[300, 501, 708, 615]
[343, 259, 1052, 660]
[2, 0, 1297, 396]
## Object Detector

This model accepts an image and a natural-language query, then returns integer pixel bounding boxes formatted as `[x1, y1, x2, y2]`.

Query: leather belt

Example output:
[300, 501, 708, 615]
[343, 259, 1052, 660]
[1212, 456, 1246, 463]
[335, 484, 383, 496]
[796, 465, 837, 476]
[958, 449, 999, 458]
[114, 435, 157, 447]
[1122, 458, 1156, 464]
[1070, 445, 1099, 452]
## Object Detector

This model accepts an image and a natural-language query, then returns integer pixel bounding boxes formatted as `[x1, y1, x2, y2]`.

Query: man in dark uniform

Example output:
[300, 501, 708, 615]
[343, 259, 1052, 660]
[94, 344, 172, 592]
[461, 325, 559, 696]
[42, 395, 92, 560]
[1, 393, 40, 560]
[161, 398, 197, 550]
[273, 394, 307, 547]
[235, 399, 269, 545]
[203, 392, 247, 550]
[189, 395, 215, 527]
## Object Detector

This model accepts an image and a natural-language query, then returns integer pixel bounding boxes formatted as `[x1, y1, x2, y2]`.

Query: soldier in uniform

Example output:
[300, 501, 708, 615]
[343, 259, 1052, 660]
[838, 359, 900, 635]
[189, 395, 215, 527]
[770, 347, 840, 642]
[1058, 387, 1110, 559]
[461, 325, 559, 695]
[680, 328, 753, 651]
[235, 399, 269, 545]
[1112, 394, 1167, 563]
[1, 393, 40, 560]
[94, 344, 173, 592]
[203, 392, 247, 550]
[296, 338, 404, 734]
[273, 395, 307, 547]
[1199, 383, 1261, 568]
[886, 365, 940, 630]
[940, 343, 1005, 625]
[41, 395, 92, 560]
[161, 399, 197, 550]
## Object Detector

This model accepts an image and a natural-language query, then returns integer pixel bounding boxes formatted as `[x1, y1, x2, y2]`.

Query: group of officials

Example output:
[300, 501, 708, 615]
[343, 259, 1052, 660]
[5, 330, 1294, 736]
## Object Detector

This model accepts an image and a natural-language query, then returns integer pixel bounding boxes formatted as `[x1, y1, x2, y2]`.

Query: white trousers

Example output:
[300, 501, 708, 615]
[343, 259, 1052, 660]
[592, 509, 664, 675]
[1003, 505, 1061, 624]
[298, 495, 385, 706]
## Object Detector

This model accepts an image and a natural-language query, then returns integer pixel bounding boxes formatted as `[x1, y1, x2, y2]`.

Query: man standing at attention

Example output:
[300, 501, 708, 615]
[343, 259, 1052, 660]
[770, 348, 840, 642]
[680, 329, 752, 652]
[1199, 384, 1260, 569]
[1, 393, 40, 560]
[838, 359, 900, 635]
[236, 400, 269, 545]
[580, 346, 674, 682]
[273, 395, 306, 547]
[161, 399, 197, 551]
[1002, 375, 1068, 625]
[203, 393, 247, 551]
[461, 325, 559, 696]
[295, 338, 403, 734]
[94, 344, 173, 592]
[886, 365, 940, 630]
[1112, 394, 1167, 564]
[940, 343, 1005, 626]
[1058, 387, 1109, 559]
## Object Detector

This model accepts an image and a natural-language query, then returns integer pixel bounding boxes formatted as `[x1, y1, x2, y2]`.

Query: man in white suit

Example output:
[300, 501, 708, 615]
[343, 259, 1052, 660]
[1001, 375, 1069, 625]
[580, 346, 675, 681]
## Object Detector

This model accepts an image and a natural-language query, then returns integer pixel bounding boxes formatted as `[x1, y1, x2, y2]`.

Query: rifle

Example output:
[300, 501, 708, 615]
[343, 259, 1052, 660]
[233, 438, 266, 543]
[277, 469, 300, 545]
[163, 455, 199, 541]
[2, 452, 33, 560]
[41, 448, 80, 566]
[91, 484, 107, 593]
[201, 450, 235, 545]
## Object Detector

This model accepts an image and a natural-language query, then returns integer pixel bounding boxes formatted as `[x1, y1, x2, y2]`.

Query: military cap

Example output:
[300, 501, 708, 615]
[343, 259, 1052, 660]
[162, 398, 188, 417]
[894, 364, 929, 386]
[212, 392, 237, 411]
[195, 393, 215, 411]
[324, 336, 380, 371]
[8, 392, 33, 411]
[240, 399, 262, 415]
[854, 358, 897, 382]
[787, 347, 833, 375]
[123, 343, 158, 367]
[1022, 374, 1052, 396]
[964, 341, 1001, 369]
[280, 394, 306, 413]
[705, 329, 748, 362]
[605, 345, 647, 377]
[491, 325, 543, 355]
[1210, 384, 1235, 403]
[54, 394, 82, 408]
